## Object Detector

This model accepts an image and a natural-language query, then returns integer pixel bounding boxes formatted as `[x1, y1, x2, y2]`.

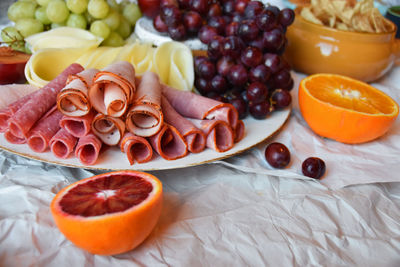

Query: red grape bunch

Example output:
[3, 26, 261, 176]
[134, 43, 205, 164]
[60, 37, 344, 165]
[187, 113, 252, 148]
[151, 0, 295, 120]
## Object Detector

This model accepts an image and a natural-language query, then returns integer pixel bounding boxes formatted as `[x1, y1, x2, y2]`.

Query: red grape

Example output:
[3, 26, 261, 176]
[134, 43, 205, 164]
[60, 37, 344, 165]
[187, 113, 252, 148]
[244, 1, 264, 18]
[138, 0, 161, 18]
[207, 35, 224, 61]
[153, 15, 168, 32]
[246, 81, 268, 104]
[227, 64, 248, 86]
[161, 5, 182, 27]
[216, 56, 235, 77]
[256, 10, 276, 31]
[197, 59, 216, 79]
[168, 25, 187, 40]
[198, 25, 218, 44]
[241, 46, 263, 68]
[265, 142, 290, 168]
[230, 97, 248, 119]
[208, 16, 227, 35]
[249, 100, 271, 119]
[225, 21, 239, 36]
[270, 89, 291, 109]
[211, 74, 228, 94]
[189, 0, 209, 15]
[222, 36, 244, 58]
[302, 157, 326, 179]
[235, 0, 250, 14]
[249, 64, 271, 83]
[278, 8, 295, 27]
[208, 3, 222, 17]
[183, 11, 203, 35]
[238, 20, 259, 42]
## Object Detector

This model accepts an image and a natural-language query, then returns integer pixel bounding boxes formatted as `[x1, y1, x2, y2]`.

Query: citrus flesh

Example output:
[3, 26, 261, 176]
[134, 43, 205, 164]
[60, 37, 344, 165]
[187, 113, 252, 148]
[51, 170, 163, 255]
[299, 74, 399, 144]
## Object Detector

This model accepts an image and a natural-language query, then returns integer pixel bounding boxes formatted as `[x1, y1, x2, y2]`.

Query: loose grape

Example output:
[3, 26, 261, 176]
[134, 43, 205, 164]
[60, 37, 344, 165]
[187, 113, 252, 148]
[46, 0, 70, 23]
[90, 20, 111, 39]
[102, 9, 120, 30]
[37, 0, 51, 6]
[66, 13, 88, 29]
[302, 157, 326, 179]
[15, 18, 44, 37]
[117, 16, 132, 39]
[265, 142, 290, 169]
[7, 1, 37, 22]
[66, 0, 88, 14]
[1, 26, 24, 44]
[102, 31, 124, 47]
[35, 6, 52, 25]
[88, 0, 110, 19]
[123, 3, 142, 25]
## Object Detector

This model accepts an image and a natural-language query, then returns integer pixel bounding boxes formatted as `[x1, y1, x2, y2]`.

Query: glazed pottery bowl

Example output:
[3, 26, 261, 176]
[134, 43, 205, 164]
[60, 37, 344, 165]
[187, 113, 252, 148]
[284, 16, 400, 82]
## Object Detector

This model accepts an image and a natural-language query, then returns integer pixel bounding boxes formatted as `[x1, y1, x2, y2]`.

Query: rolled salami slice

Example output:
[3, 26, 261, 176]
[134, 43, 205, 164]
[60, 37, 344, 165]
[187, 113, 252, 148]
[162, 84, 239, 129]
[120, 132, 153, 164]
[59, 111, 96, 138]
[89, 61, 136, 117]
[75, 133, 102, 165]
[27, 108, 64, 153]
[0, 90, 40, 133]
[148, 123, 188, 160]
[4, 129, 26, 144]
[57, 68, 99, 117]
[162, 96, 205, 153]
[126, 71, 163, 137]
[189, 119, 234, 153]
[91, 113, 125, 146]
[49, 128, 78, 159]
[8, 63, 84, 139]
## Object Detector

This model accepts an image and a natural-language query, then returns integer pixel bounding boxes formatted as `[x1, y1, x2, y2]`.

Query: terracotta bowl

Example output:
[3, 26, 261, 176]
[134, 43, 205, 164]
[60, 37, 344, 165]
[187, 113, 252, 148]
[284, 16, 400, 82]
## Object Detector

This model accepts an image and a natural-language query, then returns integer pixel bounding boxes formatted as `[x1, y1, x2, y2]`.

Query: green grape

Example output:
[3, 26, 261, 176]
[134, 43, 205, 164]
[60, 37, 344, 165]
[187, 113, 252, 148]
[102, 31, 124, 47]
[7, 1, 37, 22]
[1, 26, 24, 44]
[122, 3, 141, 26]
[119, 0, 130, 10]
[66, 13, 87, 29]
[15, 18, 44, 37]
[88, 0, 110, 19]
[51, 21, 66, 29]
[46, 0, 70, 23]
[107, 0, 120, 12]
[66, 0, 88, 15]
[117, 16, 131, 39]
[102, 9, 120, 31]
[35, 6, 52, 25]
[25, 42, 32, 54]
[37, 0, 52, 6]
[90, 20, 111, 39]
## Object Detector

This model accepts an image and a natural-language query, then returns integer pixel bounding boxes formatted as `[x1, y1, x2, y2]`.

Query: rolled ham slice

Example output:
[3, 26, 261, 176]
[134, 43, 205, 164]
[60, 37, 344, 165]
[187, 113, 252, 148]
[162, 84, 239, 129]
[162, 96, 205, 153]
[120, 132, 153, 164]
[148, 123, 188, 160]
[189, 119, 234, 153]
[75, 133, 102, 165]
[27, 108, 64, 153]
[91, 113, 125, 146]
[49, 128, 78, 159]
[89, 61, 136, 117]
[8, 63, 84, 139]
[126, 71, 163, 137]
[57, 68, 99, 117]
[0, 90, 40, 132]
[234, 120, 245, 143]
[0, 83, 38, 110]
[59, 111, 96, 138]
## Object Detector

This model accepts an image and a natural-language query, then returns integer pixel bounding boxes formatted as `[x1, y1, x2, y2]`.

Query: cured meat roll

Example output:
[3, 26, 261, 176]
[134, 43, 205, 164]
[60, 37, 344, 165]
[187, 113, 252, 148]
[162, 84, 239, 129]
[162, 96, 205, 153]
[91, 113, 125, 146]
[75, 133, 102, 165]
[4, 129, 26, 144]
[59, 111, 96, 138]
[0, 90, 40, 132]
[126, 71, 163, 137]
[8, 63, 84, 139]
[0, 83, 37, 110]
[120, 132, 153, 165]
[189, 119, 234, 153]
[234, 120, 245, 143]
[57, 68, 99, 117]
[49, 128, 78, 159]
[148, 123, 188, 160]
[27, 107, 64, 153]
[89, 61, 136, 117]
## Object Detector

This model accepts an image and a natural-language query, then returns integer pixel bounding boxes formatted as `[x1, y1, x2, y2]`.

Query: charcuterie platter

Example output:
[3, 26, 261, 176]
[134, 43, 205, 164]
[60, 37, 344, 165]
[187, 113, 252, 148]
[0, 108, 290, 171]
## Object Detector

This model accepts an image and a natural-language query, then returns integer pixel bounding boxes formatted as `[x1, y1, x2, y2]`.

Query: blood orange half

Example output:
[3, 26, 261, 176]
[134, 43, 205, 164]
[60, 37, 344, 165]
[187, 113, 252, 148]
[50, 170, 163, 255]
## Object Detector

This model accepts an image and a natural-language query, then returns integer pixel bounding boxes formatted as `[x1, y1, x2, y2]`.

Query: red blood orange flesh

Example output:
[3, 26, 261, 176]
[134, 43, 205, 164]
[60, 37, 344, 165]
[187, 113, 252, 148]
[50, 170, 163, 255]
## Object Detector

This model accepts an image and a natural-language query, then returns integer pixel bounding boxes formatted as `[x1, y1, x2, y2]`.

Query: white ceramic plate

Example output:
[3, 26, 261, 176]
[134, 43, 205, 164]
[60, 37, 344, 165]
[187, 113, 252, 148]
[0, 108, 290, 171]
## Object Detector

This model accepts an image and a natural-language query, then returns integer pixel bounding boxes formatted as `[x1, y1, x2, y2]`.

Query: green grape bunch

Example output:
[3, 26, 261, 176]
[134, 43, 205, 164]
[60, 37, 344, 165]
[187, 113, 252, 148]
[1, 0, 142, 53]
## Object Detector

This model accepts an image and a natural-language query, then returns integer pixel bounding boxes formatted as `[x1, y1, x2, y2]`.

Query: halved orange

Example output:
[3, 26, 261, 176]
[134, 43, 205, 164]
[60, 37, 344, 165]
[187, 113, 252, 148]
[50, 170, 163, 255]
[299, 74, 399, 144]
